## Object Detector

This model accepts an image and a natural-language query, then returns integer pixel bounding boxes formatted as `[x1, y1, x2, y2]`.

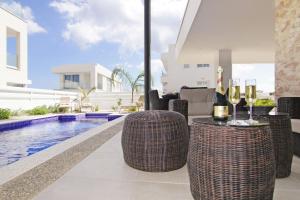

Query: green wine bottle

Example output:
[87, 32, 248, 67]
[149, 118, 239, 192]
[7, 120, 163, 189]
[213, 66, 229, 121]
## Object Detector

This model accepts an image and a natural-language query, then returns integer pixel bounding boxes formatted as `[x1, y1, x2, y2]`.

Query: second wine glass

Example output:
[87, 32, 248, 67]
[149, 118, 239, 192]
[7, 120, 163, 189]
[228, 79, 241, 124]
[245, 79, 257, 124]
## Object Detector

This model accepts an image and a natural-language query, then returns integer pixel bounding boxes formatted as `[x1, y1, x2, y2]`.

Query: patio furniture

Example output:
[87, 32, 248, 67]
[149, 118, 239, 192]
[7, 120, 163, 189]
[81, 100, 93, 112]
[149, 90, 188, 122]
[188, 118, 275, 200]
[278, 97, 300, 157]
[169, 99, 188, 122]
[179, 88, 215, 124]
[180, 88, 215, 116]
[149, 90, 170, 110]
[263, 113, 293, 178]
[122, 110, 189, 172]
[58, 97, 73, 112]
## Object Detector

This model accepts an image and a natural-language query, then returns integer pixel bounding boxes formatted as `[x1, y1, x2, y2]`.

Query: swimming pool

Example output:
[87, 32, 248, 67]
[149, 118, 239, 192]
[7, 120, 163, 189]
[0, 113, 121, 167]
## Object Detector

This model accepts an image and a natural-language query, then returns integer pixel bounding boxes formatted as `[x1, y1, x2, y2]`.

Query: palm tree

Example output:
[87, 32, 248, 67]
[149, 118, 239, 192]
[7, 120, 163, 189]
[77, 87, 96, 111]
[111, 67, 144, 103]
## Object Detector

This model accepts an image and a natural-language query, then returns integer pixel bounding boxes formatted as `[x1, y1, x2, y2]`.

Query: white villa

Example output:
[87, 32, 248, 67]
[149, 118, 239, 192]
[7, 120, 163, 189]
[52, 64, 122, 92]
[0, 7, 31, 88]
[161, 45, 217, 93]
[162, 0, 275, 93]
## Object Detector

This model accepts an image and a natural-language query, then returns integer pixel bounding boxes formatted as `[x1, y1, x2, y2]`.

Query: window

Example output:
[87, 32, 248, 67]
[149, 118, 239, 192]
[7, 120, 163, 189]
[197, 64, 210, 68]
[197, 80, 209, 87]
[183, 64, 190, 68]
[97, 74, 103, 89]
[6, 28, 20, 69]
[106, 78, 112, 92]
[64, 75, 80, 89]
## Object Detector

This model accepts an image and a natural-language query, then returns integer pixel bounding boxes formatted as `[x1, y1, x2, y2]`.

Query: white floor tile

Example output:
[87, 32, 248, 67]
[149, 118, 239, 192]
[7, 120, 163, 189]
[33, 131, 300, 200]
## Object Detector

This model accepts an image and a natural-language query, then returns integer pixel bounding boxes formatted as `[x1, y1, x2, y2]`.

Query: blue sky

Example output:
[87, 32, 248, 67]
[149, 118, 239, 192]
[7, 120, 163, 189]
[233, 64, 274, 93]
[1, 0, 274, 92]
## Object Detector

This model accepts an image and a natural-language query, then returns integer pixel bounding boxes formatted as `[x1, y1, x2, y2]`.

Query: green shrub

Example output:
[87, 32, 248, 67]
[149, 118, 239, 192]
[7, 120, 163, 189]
[58, 107, 68, 113]
[95, 105, 100, 112]
[0, 108, 11, 120]
[127, 106, 137, 112]
[253, 99, 276, 107]
[48, 105, 60, 113]
[28, 106, 49, 115]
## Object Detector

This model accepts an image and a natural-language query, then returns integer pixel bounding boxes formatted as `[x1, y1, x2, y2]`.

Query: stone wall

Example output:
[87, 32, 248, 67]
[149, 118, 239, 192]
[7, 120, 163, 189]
[275, 0, 300, 97]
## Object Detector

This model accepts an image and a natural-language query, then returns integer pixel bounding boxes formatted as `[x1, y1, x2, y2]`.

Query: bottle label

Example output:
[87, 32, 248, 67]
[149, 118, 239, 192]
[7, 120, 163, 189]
[214, 106, 229, 118]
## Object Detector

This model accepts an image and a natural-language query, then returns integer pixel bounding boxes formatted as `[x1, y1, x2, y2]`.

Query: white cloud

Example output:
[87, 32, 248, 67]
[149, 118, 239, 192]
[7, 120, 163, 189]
[0, 1, 46, 34]
[50, 0, 187, 52]
[233, 64, 255, 78]
[232, 64, 275, 93]
[138, 59, 165, 74]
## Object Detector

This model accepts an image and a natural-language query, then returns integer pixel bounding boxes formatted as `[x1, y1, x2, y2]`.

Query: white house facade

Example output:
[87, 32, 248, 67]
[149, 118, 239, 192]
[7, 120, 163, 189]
[172, 0, 274, 90]
[161, 45, 219, 93]
[0, 7, 31, 88]
[52, 64, 122, 92]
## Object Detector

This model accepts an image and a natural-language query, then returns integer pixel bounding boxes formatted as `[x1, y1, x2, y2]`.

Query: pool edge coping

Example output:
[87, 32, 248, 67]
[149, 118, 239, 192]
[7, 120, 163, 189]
[0, 115, 125, 185]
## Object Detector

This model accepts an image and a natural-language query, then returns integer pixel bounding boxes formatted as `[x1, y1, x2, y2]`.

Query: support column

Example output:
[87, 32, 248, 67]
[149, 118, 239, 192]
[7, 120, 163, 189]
[275, 0, 300, 97]
[144, 0, 151, 110]
[219, 49, 232, 89]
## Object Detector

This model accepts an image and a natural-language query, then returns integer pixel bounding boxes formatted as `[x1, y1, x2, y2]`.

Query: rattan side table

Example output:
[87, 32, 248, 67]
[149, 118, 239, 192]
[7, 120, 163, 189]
[188, 118, 276, 200]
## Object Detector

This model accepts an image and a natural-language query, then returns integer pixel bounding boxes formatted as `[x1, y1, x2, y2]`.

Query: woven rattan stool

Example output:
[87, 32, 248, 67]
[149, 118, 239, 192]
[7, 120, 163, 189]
[188, 118, 276, 200]
[122, 110, 189, 172]
[264, 113, 293, 178]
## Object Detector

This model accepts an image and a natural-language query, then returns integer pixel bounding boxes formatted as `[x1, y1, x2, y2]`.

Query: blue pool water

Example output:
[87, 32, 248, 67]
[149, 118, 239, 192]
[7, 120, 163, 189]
[0, 114, 120, 167]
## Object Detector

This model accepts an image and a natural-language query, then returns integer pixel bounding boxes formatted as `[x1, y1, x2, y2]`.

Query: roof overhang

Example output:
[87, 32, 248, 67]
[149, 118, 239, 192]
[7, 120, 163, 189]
[175, 0, 275, 64]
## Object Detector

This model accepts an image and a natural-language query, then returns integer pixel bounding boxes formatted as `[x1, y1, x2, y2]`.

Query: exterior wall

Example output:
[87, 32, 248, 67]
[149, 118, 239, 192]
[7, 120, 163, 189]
[161, 45, 218, 93]
[0, 8, 30, 87]
[89, 92, 143, 111]
[275, 0, 300, 97]
[0, 87, 78, 110]
[0, 87, 141, 111]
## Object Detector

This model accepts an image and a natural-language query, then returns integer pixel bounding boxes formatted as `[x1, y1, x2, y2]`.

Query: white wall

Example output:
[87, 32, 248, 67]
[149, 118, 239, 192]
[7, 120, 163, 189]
[89, 92, 143, 111]
[0, 87, 142, 111]
[0, 87, 78, 110]
[0, 8, 30, 87]
[161, 45, 218, 93]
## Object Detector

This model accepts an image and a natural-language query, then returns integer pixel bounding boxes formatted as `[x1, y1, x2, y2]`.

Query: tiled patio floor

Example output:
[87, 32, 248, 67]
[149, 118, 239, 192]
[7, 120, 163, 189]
[33, 132, 300, 200]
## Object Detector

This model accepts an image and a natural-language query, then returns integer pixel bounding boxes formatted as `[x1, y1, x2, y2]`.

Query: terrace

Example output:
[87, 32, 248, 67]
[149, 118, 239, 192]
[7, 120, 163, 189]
[0, 0, 300, 200]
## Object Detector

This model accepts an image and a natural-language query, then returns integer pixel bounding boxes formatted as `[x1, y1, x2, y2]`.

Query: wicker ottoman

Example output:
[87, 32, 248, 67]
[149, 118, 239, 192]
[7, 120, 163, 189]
[188, 118, 276, 200]
[263, 113, 293, 178]
[122, 110, 189, 172]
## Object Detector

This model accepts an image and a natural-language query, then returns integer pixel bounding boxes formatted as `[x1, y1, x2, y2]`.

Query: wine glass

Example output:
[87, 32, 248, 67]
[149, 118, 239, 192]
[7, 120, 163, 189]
[245, 79, 257, 124]
[228, 79, 241, 124]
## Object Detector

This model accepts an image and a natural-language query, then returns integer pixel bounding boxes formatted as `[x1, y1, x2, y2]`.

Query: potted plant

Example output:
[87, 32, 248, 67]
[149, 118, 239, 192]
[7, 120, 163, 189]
[245, 99, 276, 115]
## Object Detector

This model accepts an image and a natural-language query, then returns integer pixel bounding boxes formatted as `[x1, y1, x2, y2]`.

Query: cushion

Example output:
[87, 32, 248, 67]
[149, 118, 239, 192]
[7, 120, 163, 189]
[291, 119, 300, 134]
[180, 88, 215, 116]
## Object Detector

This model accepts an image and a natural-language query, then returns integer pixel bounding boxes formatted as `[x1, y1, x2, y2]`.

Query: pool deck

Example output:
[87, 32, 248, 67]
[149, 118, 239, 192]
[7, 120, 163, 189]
[0, 116, 125, 200]
[0, 112, 123, 124]
[0, 114, 60, 124]
[33, 131, 300, 200]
